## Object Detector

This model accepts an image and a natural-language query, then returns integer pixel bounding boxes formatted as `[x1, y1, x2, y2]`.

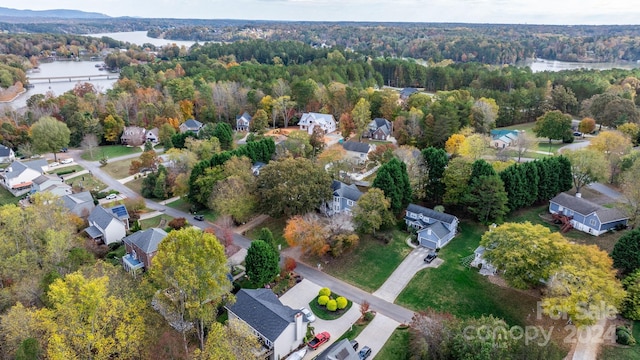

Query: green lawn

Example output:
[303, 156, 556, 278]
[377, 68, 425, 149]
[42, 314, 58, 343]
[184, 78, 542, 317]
[166, 197, 193, 213]
[0, 186, 19, 206]
[66, 173, 107, 192]
[48, 165, 84, 175]
[81, 145, 141, 161]
[374, 327, 410, 360]
[323, 231, 412, 292]
[245, 217, 288, 249]
[335, 316, 372, 342]
[125, 177, 144, 194]
[497, 121, 537, 133]
[101, 159, 134, 179]
[396, 222, 538, 326]
[599, 321, 640, 359]
[139, 214, 174, 230]
[309, 295, 353, 321]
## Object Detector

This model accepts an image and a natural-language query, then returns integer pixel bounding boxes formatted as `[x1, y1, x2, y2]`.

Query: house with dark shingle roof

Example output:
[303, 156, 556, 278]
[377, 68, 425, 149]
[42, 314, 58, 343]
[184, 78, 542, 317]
[122, 228, 168, 273]
[32, 174, 72, 197]
[85, 205, 129, 245]
[405, 204, 459, 249]
[325, 180, 363, 216]
[342, 141, 372, 165]
[236, 111, 252, 131]
[60, 191, 95, 217]
[226, 288, 308, 360]
[0, 159, 47, 196]
[179, 119, 204, 134]
[0, 144, 15, 163]
[314, 339, 359, 360]
[120, 126, 147, 146]
[549, 192, 628, 236]
[364, 118, 392, 141]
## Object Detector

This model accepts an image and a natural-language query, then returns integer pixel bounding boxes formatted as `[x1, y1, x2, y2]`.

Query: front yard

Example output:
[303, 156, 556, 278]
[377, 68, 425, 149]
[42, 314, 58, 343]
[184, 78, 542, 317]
[101, 158, 135, 179]
[245, 216, 288, 249]
[322, 230, 411, 292]
[599, 321, 640, 359]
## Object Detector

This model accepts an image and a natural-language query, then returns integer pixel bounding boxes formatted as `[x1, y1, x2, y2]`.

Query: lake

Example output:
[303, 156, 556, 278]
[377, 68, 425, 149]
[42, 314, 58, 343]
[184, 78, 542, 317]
[89, 31, 197, 48]
[521, 58, 640, 73]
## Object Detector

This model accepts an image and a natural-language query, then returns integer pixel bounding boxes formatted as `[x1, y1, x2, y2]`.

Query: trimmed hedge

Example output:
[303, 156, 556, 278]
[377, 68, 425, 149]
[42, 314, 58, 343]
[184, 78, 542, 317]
[318, 295, 330, 306]
[336, 296, 348, 310]
[326, 299, 337, 312]
[319, 287, 331, 297]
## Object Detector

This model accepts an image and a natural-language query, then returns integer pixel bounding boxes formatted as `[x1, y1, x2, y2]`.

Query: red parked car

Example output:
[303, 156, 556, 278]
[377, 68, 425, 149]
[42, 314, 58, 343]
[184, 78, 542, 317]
[308, 331, 330, 350]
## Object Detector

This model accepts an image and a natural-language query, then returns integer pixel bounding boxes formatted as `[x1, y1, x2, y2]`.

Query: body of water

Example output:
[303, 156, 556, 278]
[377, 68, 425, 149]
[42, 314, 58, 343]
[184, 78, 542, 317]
[521, 58, 640, 73]
[4, 60, 117, 110]
[89, 31, 197, 48]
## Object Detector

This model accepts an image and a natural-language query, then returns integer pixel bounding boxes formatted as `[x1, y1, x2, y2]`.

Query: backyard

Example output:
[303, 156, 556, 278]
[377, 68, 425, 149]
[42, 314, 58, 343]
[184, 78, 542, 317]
[81, 145, 141, 161]
[599, 321, 640, 359]
[65, 173, 107, 192]
[0, 186, 19, 206]
[139, 214, 174, 230]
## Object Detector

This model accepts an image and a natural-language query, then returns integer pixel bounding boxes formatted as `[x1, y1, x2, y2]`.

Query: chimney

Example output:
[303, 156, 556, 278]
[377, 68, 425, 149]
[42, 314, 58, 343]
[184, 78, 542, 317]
[294, 312, 303, 341]
[576, 193, 582, 198]
[427, 228, 432, 235]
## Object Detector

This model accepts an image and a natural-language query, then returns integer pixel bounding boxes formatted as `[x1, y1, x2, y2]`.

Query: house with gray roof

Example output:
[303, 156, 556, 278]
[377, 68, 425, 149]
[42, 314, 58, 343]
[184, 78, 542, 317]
[32, 174, 72, 197]
[325, 180, 363, 216]
[315, 339, 359, 360]
[179, 119, 204, 134]
[405, 204, 459, 249]
[364, 118, 392, 141]
[85, 205, 129, 245]
[0, 144, 15, 163]
[226, 288, 308, 360]
[549, 192, 628, 236]
[120, 126, 147, 146]
[146, 127, 159, 143]
[122, 228, 168, 273]
[298, 112, 336, 135]
[60, 191, 95, 217]
[490, 129, 520, 149]
[236, 111, 252, 131]
[0, 159, 47, 196]
[342, 141, 372, 165]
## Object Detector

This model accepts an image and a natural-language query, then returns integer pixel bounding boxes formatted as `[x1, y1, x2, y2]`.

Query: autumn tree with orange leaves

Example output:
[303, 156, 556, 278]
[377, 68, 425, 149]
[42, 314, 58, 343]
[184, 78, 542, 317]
[283, 214, 330, 256]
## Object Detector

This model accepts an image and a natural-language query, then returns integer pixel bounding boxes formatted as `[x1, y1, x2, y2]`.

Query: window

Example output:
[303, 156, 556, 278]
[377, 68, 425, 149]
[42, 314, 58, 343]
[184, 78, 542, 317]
[347, 200, 353, 206]
[589, 219, 596, 226]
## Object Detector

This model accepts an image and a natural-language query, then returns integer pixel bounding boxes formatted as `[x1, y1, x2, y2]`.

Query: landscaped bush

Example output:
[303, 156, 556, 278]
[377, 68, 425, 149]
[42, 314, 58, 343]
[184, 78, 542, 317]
[168, 217, 187, 230]
[616, 326, 637, 345]
[364, 311, 375, 322]
[56, 169, 76, 175]
[318, 295, 330, 306]
[326, 299, 338, 312]
[319, 287, 331, 297]
[336, 296, 348, 310]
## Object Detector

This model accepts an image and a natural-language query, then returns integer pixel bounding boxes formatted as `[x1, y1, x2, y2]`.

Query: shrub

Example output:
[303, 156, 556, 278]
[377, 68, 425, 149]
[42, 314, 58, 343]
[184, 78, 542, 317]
[336, 296, 348, 310]
[326, 299, 338, 312]
[319, 287, 331, 297]
[284, 256, 297, 272]
[168, 217, 187, 230]
[617, 326, 637, 345]
[318, 295, 330, 306]
[364, 311, 375, 322]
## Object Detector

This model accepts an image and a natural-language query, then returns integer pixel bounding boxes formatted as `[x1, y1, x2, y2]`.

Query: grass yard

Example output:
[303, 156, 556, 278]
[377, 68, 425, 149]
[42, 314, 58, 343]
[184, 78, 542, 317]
[166, 197, 193, 213]
[599, 321, 640, 359]
[81, 145, 141, 161]
[335, 315, 372, 342]
[139, 214, 174, 230]
[246, 216, 288, 249]
[397, 222, 538, 327]
[66, 173, 107, 192]
[48, 165, 84, 175]
[374, 327, 410, 360]
[322, 230, 412, 292]
[535, 140, 568, 154]
[101, 158, 134, 179]
[497, 121, 537, 133]
[0, 186, 19, 206]
[125, 177, 144, 194]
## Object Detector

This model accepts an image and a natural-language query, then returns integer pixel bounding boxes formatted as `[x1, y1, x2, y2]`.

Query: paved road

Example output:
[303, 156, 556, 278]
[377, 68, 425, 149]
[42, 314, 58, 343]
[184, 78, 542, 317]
[587, 182, 624, 202]
[70, 149, 416, 324]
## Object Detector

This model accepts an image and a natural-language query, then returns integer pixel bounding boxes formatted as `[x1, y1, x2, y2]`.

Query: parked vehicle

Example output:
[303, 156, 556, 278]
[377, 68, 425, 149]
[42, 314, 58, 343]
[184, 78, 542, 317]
[350, 340, 359, 351]
[60, 159, 73, 164]
[105, 194, 117, 200]
[300, 307, 316, 322]
[308, 331, 330, 350]
[359, 346, 372, 359]
[424, 250, 437, 263]
[193, 214, 205, 221]
[573, 131, 583, 137]
[48, 162, 59, 168]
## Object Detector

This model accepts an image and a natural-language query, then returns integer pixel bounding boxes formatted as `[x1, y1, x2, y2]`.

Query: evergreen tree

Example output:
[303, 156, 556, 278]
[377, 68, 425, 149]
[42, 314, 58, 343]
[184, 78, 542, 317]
[213, 122, 234, 150]
[245, 240, 280, 287]
[372, 157, 412, 214]
[422, 147, 449, 204]
[465, 175, 509, 224]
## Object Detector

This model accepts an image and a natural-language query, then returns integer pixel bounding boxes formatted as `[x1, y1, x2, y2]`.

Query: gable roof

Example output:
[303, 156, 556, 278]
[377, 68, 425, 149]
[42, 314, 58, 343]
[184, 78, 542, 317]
[299, 112, 336, 126]
[418, 221, 451, 240]
[406, 203, 457, 225]
[342, 141, 370, 154]
[550, 192, 628, 224]
[33, 174, 60, 185]
[227, 289, 300, 342]
[400, 88, 419, 99]
[332, 180, 363, 202]
[0, 144, 12, 157]
[60, 191, 94, 210]
[109, 204, 130, 221]
[236, 111, 251, 123]
[88, 205, 122, 229]
[123, 228, 167, 254]
[2, 159, 46, 179]
[369, 118, 391, 135]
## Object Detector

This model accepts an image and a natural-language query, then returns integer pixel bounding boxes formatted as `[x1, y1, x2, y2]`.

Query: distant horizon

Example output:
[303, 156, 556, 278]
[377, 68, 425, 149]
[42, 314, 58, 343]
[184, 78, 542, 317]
[0, 1, 638, 26]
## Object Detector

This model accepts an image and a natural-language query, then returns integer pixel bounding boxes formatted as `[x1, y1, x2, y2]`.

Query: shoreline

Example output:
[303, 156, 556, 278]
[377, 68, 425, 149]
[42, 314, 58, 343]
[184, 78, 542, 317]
[0, 88, 26, 104]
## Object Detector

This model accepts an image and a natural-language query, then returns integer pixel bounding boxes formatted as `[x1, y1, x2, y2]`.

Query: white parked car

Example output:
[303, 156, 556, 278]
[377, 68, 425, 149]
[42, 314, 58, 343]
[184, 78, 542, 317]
[105, 194, 118, 200]
[300, 307, 316, 322]
[60, 158, 73, 164]
[48, 162, 59, 167]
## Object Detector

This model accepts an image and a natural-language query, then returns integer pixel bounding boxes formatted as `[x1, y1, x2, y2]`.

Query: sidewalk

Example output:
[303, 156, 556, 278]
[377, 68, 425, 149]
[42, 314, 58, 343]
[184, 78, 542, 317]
[235, 214, 270, 235]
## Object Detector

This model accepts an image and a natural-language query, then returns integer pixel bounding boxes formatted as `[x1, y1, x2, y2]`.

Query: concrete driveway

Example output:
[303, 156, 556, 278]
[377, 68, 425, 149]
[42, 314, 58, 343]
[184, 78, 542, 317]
[354, 313, 399, 359]
[372, 246, 442, 303]
[280, 279, 374, 359]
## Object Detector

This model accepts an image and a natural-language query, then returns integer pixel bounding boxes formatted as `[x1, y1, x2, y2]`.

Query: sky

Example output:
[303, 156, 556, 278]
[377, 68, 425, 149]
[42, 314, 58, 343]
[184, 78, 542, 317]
[0, 0, 638, 25]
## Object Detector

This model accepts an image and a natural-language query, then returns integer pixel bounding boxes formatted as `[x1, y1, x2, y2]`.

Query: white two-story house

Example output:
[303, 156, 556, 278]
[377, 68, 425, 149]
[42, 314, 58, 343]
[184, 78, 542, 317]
[85, 205, 129, 245]
[298, 112, 336, 135]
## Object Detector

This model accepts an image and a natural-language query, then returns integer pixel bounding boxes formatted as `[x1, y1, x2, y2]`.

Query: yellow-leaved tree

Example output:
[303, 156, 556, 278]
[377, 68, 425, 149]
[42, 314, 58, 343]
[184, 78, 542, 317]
[284, 214, 330, 256]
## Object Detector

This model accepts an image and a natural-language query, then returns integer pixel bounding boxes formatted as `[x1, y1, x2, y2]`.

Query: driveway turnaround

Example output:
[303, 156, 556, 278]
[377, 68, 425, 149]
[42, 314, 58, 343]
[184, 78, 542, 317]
[280, 279, 371, 360]
[354, 313, 400, 359]
[372, 247, 442, 303]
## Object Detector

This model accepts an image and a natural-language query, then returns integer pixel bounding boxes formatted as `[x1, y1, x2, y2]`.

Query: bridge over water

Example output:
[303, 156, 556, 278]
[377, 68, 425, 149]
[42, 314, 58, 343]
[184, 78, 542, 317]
[28, 74, 119, 84]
